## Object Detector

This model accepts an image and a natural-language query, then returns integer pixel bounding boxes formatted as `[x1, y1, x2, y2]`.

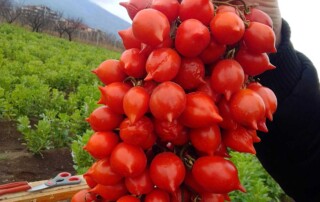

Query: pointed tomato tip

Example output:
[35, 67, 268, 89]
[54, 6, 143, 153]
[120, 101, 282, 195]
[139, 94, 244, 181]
[85, 117, 90, 122]
[166, 113, 173, 123]
[91, 69, 97, 74]
[224, 90, 233, 101]
[119, 2, 128, 8]
[238, 184, 246, 193]
[251, 121, 258, 130]
[144, 73, 153, 81]
[97, 98, 103, 104]
[267, 111, 273, 121]
[268, 63, 276, 70]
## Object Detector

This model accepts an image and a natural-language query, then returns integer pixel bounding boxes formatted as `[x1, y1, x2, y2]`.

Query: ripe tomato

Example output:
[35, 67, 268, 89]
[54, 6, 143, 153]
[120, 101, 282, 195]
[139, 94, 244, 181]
[149, 81, 186, 122]
[229, 88, 266, 130]
[171, 187, 191, 202]
[83, 131, 119, 159]
[88, 158, 123, 186]
[175, 19, 211, 57]
[189, 125, 221, 156]
[215, 5, 237, 14]
[92, 59, 127, 85]
[149, 152, 186, 193]
[120, 116, 153, 146]
[217, 97, 238, 130]
[120, 0, 153, 20]
[200, 193, 225, 202]
[132, 8, 170, 46]
[222, 126, 256, 154]
[196, 77, 221, 103]
[145, 48, 181, 82]
[154, 118, 185, 142]
[145, 189, 170, 202]
[86, 106, 123, 132]
[71, 189, 97, 202]
[247, 82, 277, 121]
[119, 48, 147, 78]
[210, 12, 245, 45]
[117, 195, 140, 202]
[199, 37, 226, 64]
[97, 82, 131, 114]
[179, 91, 222, 128]
[245, 8, 273, 28]
[125, 169, 154, 195]
[235, 47, 276, 76]
[173, 57, 205, 90]
[118, 26, 141, 49]
[110, 142, 147, 177]
[90, 181, 127, 201]
[210, 59, 245, 100]
[151, 0, 180, 23]
[123, 86, 150, 124]
[192, 156, 245, 193]
[243, 21, 276, 53]
[179, 0, 214, 25]
[140, 132, 157, 150]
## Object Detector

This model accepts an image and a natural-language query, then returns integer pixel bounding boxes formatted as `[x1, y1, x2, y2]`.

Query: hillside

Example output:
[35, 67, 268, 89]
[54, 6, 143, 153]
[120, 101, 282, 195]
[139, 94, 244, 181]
[12, 0, 131, 37]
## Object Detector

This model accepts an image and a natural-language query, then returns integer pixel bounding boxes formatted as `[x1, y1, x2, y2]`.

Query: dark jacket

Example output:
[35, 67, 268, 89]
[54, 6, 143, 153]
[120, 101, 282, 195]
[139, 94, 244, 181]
[255, 19, 320, 202]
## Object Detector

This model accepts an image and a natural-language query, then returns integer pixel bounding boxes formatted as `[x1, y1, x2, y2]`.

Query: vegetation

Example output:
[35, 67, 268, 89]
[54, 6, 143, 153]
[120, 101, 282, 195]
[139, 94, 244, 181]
[0, 23, 287, 201]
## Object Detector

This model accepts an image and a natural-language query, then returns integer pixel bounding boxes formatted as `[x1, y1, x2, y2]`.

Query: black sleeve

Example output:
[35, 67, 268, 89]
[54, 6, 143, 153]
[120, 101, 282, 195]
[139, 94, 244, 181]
[255, 19, 320, 202]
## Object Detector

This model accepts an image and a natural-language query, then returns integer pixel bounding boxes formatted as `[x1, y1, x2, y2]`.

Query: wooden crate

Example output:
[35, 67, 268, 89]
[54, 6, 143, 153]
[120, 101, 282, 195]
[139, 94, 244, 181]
[0, 175, 88, 202]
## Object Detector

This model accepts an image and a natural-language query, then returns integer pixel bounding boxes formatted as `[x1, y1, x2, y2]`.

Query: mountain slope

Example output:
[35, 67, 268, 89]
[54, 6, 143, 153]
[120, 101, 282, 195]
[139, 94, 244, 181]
[13, 0, 131, 37]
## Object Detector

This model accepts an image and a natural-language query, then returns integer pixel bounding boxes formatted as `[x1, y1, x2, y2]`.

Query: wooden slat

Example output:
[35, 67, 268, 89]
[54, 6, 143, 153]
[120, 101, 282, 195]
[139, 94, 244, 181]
[0, 175, 88, 202]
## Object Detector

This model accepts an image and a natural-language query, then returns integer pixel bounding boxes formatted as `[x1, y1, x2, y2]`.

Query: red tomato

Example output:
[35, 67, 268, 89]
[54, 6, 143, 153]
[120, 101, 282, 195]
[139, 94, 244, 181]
[119, 48, 147, 78]
[247, 82, 277, 121]
[210, 12, 245, 45]
[184, 171, 210, 194]
[97, 82, 131, 114]
[171, 187, 191, 202]
[199, 37, 226, 64]
[71, 189, 97, 202]
[173, 57, 205, 90]
[83, 131, 119, 159]
[196, 77, 221, 103]
[175, 19, 211, 57]
[215, 5, 237, 14]
[123, 86, 150, 124]
[110, 142, 147, 177]
[214, 141, 230, 158]
[140, 132, 157, 150]
[119, 0, 153, 20]
[170, 128, 189, 146]
[125, 169, 154, 195]
[235, 47, 275, 76]
[120, 116, 153, 146]
[154, 119, 185, 142]
[117, 195, 140, 202]
[179, 0, 214, 25]
[179, 92, 222, 128]
[243, 21, 276, 53]
[210, 59, 245, 100]
[145, 48, 181, 82]
[143, 80, 158, 95]
[86, 106, 123, 132]
[90, 181, 127, 201]
[145, 189, 170, 202]
[88, 158, 123, 186]
[149, 81, 186, 122]
[92, 59, 127, 85]
[151, 0, 180, 23]
[222, 126, 256, 154]
[118, 26, 141, 49]
[192, 156, 245, 193]
[132, 8, 170, 46]
[245, 8, 273, 28]
[200, 193, 225, 202]
[217, 97, 238, 130]
[149, 152, 186, 193]
[229, 88, 266, 130]
[189, 125, 221, 156]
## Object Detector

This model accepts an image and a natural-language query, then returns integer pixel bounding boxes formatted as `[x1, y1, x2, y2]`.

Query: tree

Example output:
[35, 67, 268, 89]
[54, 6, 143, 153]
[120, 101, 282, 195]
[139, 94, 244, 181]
[0, 0, 22, 23]
[22, 6, 53, 32]
[53, 12, 65, 38]
[63, 17, 82, 41]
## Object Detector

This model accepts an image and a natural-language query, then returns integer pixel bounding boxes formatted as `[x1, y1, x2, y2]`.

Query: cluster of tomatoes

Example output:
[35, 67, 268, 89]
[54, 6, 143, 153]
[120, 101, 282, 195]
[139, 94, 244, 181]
[71, 0, 278, 201]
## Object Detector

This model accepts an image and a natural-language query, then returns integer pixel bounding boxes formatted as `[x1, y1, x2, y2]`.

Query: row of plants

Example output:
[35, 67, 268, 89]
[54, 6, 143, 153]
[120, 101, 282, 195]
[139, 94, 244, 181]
[0, 23, 285, 201]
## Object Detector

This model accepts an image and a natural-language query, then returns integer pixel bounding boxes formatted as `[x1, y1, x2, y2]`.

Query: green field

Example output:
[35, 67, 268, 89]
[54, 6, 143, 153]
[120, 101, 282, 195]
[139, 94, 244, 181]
[0, 23, 287, 201]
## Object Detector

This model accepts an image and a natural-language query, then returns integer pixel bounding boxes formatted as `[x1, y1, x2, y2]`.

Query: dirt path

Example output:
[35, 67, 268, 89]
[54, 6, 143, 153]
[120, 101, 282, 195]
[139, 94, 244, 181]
[0, 120, 76, 184]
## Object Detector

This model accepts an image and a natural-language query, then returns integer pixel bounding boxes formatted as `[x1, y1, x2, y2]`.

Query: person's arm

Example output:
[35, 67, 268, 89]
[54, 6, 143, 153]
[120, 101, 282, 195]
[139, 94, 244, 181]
[255, 17, 320, 202]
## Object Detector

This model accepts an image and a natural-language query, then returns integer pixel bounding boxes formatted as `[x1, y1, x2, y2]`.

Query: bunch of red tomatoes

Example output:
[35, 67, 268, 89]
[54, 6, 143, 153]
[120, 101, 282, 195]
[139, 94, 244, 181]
[71, 0, 278, 201]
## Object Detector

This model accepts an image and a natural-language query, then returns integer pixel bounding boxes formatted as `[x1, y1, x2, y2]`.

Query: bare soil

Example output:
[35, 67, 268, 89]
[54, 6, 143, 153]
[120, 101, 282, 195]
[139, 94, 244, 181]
[0, 120, 76, 184]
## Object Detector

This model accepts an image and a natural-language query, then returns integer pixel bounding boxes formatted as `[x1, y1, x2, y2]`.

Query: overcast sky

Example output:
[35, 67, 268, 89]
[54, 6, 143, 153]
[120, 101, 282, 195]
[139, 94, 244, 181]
[90, 0, 320, 74]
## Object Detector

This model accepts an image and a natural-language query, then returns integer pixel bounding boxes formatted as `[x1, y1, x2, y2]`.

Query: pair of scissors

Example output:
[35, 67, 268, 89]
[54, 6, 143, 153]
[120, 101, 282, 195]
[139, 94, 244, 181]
[28, 172, 81, 192]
